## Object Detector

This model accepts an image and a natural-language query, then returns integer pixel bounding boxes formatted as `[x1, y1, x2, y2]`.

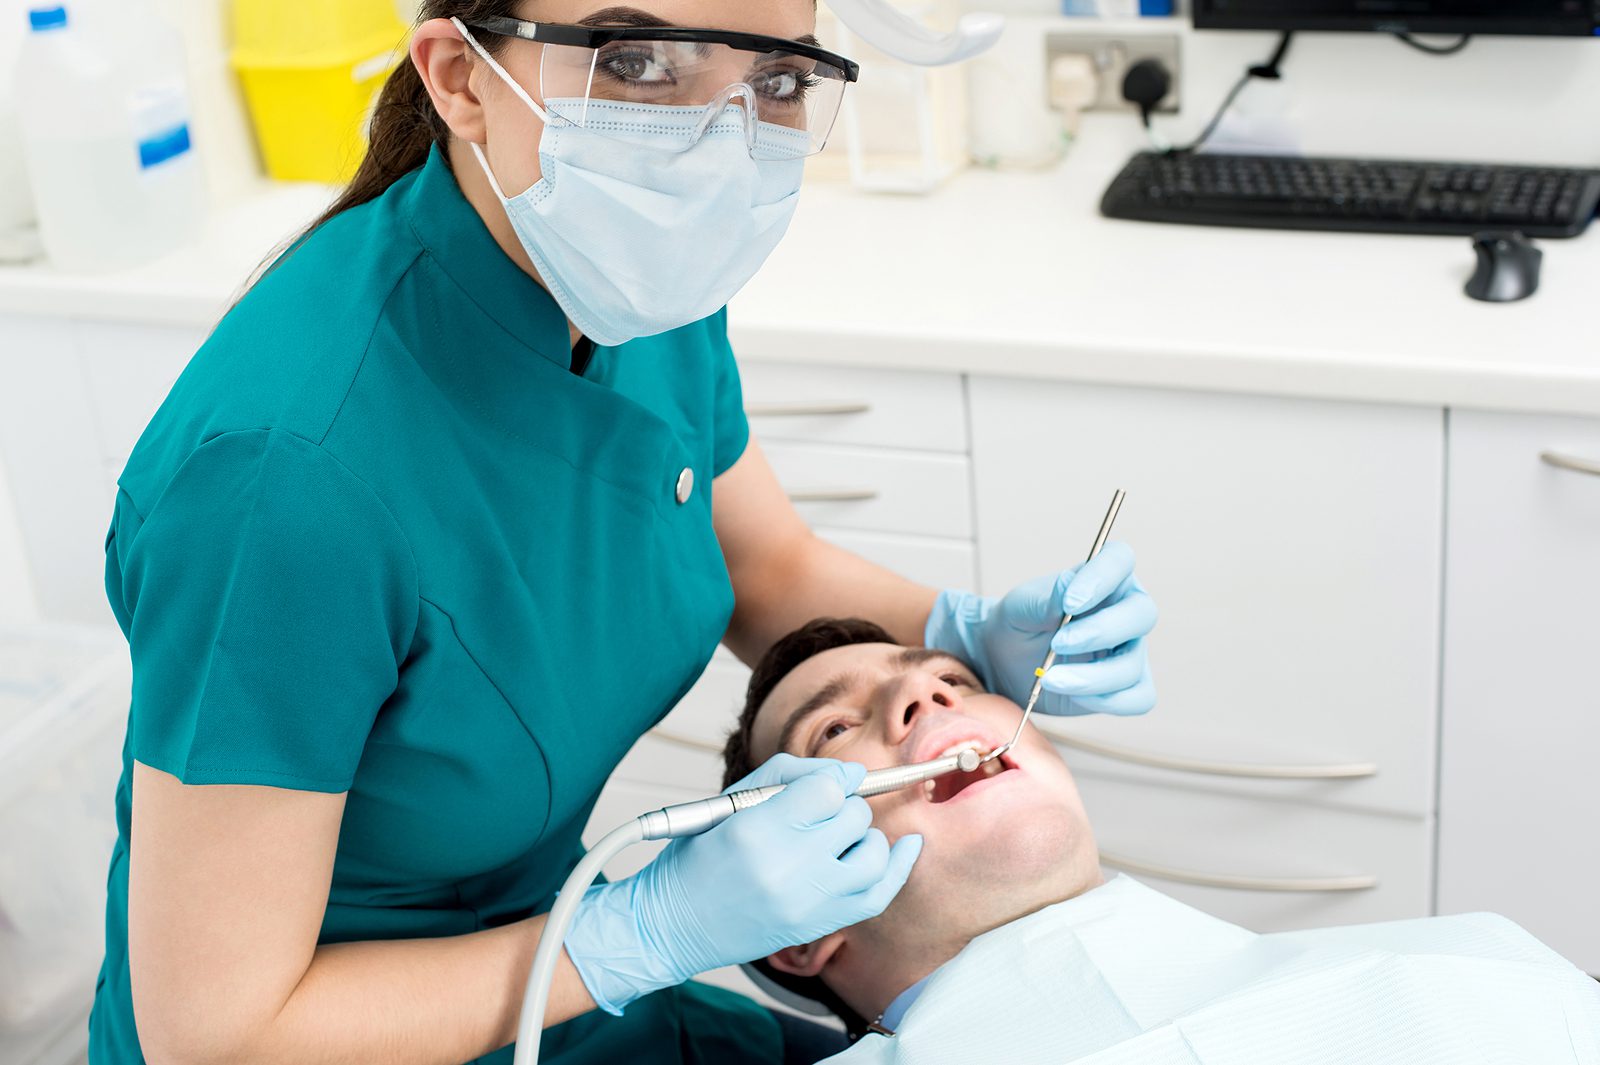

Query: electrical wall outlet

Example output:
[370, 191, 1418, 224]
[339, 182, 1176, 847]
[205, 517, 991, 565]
[1045, 31, 1182, 114]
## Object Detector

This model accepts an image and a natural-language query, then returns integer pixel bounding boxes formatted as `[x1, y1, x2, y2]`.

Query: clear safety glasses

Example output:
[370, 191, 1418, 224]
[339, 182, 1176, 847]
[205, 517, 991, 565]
[462, 17, 859, 160]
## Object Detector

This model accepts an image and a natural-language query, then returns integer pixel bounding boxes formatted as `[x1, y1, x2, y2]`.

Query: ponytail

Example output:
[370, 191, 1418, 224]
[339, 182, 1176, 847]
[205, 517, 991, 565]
[241, 1, 522, 292]
[313, 56, 449, 230]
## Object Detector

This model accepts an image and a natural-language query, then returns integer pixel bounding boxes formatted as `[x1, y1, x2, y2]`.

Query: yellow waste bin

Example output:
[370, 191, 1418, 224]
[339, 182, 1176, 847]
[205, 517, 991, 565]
[231, 0, 410, 182]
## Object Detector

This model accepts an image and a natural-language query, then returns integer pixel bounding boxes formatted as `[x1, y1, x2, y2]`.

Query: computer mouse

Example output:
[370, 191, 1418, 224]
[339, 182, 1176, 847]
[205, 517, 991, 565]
[1466, 231, 1542, 303]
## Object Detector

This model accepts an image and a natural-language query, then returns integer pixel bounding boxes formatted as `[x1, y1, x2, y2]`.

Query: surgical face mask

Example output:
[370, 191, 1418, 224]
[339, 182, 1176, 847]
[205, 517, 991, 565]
[456, 20, 808, 348]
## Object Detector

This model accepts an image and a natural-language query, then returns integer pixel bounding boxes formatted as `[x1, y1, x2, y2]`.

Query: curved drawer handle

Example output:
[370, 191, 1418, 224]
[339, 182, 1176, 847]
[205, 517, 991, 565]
[1099, 851, 1378, 893]
[746, 401, 873, 418]
[1541, 451, 1600, 478]
[786, 487, 881, 504]
[1040, 726, 1378, 781]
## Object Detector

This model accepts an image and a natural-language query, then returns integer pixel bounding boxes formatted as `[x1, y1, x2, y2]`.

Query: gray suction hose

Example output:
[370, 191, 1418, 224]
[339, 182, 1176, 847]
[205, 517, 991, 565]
[512, 752, 977, 1063]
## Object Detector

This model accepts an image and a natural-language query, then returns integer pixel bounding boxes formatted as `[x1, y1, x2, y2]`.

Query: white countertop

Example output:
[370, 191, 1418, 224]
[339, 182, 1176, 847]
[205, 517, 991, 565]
[3, 116, 1597, 417]
[731, 118, 1600, 417]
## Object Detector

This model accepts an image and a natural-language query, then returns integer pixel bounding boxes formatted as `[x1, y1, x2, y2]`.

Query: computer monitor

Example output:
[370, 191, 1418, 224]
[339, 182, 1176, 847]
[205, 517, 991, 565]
[1192, 1, 1599, 38]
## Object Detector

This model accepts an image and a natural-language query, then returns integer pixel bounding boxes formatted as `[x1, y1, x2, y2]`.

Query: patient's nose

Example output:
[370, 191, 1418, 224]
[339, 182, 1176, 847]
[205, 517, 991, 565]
[885, 672, 962, 744]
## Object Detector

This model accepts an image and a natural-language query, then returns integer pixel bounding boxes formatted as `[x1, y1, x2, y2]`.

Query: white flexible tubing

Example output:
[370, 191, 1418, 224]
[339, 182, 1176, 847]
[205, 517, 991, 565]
[512, 818, 647, 1065]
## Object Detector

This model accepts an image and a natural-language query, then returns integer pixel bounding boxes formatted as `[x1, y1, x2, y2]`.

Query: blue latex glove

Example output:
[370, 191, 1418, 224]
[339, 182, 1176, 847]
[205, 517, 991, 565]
[925, 541, 1157, 716]
[565, 755, 923, 1015]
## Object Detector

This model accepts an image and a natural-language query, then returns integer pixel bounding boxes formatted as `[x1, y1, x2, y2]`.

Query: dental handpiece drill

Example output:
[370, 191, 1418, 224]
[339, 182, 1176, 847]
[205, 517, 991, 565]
[637, 749, 983, 841]
[511, 747, 985, 1065]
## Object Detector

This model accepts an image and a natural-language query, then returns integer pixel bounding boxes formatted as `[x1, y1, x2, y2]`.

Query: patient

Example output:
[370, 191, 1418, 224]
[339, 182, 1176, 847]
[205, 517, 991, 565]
[721, 619, 1600, 1063]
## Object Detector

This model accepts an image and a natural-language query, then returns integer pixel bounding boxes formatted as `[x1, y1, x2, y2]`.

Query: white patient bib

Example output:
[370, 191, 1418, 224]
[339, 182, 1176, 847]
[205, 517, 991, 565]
[828, 875, 1600, 1065]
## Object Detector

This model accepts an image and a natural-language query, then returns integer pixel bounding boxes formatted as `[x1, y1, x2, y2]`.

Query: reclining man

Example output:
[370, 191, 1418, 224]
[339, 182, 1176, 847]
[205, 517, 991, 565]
[720, 618, 1600, 1065]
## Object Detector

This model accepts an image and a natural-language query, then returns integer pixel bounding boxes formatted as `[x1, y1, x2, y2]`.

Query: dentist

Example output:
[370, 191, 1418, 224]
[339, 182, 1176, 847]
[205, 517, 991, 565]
[90, 3, 1157, 1063]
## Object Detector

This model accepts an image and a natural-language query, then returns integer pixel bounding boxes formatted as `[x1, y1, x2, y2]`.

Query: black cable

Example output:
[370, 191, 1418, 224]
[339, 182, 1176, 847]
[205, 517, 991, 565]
[1394, 32, 1473, 56]
[1172, 31, 1294, 155]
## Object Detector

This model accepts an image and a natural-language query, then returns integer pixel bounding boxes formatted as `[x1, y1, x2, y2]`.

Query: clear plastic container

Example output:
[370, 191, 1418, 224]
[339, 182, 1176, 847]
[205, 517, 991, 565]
[0, 625, 129, 1065]
[832, 0, 970, 194]
[14, 2, 205, 273]
[0, 4, 40, 262]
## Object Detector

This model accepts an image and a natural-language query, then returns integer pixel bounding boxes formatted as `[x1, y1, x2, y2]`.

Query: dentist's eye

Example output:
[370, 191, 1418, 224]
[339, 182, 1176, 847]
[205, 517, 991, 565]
[751, 67, 818, 107]
[596, 48, 674, 86]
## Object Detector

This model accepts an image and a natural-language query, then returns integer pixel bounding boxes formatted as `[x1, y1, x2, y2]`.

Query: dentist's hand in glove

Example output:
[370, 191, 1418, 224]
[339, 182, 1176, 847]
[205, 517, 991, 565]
[925, 541, 1157, 716]
[564, 755, 922, 1015]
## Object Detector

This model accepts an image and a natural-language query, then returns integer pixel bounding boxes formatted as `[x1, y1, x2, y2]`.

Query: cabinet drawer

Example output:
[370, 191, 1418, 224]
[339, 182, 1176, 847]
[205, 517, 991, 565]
[742, 362, 967, 453]
[970, 378, 1443, 818]
[1076, 771, 1432, 933]
[1438, 410, 1600, 975]
[817, 528, 976, 591]
[766, 441, 973, 539]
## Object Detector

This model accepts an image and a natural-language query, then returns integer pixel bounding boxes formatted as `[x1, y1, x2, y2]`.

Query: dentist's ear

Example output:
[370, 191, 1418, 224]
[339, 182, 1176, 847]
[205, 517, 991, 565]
[411, 18, 488, 143]
[769, 931, 847, 978]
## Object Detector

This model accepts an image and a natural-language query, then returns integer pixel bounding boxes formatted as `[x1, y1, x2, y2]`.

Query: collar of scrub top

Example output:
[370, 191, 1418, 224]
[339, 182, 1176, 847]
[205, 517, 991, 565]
[403, 146, 575, 370]
[461, 16, 862, 83]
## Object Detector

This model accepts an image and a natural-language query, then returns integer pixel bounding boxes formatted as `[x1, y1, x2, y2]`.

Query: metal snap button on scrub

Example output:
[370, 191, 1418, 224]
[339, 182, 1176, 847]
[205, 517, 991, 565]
[675, 467, 695, 505]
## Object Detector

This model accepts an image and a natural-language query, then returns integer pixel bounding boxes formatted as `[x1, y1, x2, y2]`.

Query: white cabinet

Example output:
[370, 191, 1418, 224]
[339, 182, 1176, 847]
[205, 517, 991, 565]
[1082, 772, 1433, 932]
[1437, 410, 1600, 975]
[0, 460, 36, 625]
[970, 376, 1444, 929]
[0, 314, 200, 624]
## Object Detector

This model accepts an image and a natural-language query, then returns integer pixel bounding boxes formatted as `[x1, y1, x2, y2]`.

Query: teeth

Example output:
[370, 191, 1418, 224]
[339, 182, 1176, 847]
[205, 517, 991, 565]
[937, 740, 986, 759]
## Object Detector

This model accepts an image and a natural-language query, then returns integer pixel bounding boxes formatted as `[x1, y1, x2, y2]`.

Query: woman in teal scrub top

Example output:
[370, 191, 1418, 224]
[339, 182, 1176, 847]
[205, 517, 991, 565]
[89, 2, 1158, 1063]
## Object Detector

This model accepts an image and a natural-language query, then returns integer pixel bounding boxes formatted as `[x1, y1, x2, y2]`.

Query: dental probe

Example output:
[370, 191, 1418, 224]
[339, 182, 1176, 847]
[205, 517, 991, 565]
[511, 750, 983, 1065]
[637, 749, 983, 841]
[982, 489, 1126, 766]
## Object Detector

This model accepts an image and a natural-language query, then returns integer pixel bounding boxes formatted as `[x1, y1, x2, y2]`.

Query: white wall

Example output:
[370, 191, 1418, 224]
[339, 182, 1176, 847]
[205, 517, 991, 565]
[963, 3, 1600, 166]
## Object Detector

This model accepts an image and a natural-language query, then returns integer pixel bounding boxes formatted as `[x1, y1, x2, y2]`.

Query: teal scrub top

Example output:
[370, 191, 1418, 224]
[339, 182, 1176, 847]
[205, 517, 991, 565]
[88, 146, 783, 1065]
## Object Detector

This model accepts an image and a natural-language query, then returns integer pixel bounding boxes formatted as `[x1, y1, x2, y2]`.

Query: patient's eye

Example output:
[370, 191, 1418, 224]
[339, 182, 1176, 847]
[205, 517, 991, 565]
[810, 719, 854, 755]
[940, 671, 976, 689]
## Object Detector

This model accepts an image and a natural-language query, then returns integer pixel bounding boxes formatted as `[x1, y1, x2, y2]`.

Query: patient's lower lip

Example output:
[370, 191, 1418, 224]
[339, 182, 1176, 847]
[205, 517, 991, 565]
[926, 756, 1019, 804]
[942, 767, 1016, 804]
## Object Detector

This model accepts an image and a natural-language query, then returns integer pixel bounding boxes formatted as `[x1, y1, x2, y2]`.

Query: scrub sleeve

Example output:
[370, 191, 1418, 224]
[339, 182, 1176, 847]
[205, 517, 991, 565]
[112, 429, 417, 790]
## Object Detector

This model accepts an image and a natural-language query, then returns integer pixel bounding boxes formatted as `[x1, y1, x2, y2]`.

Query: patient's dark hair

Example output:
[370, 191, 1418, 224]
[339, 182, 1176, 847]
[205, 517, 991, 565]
[722, 617, 897, 789]
[721, 617, 899, 1038]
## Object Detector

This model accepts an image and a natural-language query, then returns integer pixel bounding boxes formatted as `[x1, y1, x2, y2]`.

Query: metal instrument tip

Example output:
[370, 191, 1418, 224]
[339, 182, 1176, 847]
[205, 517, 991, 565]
[956, 748, 980, 772]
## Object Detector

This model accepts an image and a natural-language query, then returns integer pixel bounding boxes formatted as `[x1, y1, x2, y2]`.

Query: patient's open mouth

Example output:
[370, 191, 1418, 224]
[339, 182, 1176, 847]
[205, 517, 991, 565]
[926, 746, 1016, 804]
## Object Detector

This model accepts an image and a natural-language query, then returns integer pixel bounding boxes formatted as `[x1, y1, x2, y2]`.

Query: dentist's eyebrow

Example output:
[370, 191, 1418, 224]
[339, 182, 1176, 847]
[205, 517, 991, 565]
[577, 6, 826, 47]
[578, 7, 676, 28]
[777, 673, 860, 755]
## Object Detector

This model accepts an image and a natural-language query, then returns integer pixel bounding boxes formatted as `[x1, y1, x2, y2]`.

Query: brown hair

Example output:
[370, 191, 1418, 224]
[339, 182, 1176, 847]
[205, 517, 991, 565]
[314, 1, 521, 231]
[721, 617, 896, 790]
[242, 1, 519, 292]
[720, 617, 898, 1038]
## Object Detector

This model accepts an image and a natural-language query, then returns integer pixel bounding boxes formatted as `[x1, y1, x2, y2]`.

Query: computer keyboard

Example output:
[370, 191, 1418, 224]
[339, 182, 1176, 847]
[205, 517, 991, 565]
[1101, 151, 1600, 238]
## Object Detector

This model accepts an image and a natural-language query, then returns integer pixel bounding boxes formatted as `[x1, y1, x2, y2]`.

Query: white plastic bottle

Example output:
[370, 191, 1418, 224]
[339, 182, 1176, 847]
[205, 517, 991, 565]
[0, 2, 40, 262]
[15, 2, 204, 273]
